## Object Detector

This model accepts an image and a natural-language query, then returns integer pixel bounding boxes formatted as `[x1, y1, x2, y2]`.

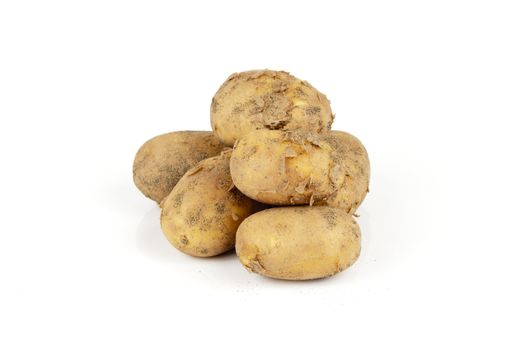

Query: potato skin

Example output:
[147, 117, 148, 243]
[210, 70, 334, 146]
[133, 131, 225, 204]
[230, 130, 370, 214]
[160, 151, 265, 257]
[236, 207, 361, 280]
[323, 131, 370, 214]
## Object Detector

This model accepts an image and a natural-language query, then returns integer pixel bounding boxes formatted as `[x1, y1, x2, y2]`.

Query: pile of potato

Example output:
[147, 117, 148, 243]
[133, 70, 370, 280]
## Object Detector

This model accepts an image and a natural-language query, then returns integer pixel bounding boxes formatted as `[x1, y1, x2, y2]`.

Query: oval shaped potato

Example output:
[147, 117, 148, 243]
[210, 70, 333, 146]
[133, 131, 225, 204]
[236, 207, 361, 280]
[230, 130, 370, 214]
[161, 151, 265, 257]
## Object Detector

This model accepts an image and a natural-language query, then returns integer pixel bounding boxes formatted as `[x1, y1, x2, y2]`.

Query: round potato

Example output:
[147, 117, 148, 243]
[230, 129, 369, 214]
[161, 151, 265, 257]
[133, 131, 225, 204]
[236, 206, 361, 280]
[210, 70, 334, 146]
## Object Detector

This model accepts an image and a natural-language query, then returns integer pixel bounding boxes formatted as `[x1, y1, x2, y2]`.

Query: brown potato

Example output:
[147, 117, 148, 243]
[230, 130, 370, 214]
[161, 151, 265, 257]
[133, 131, 225, 204]
[210, 70, 334, 146]
[236, 206, 361, 280]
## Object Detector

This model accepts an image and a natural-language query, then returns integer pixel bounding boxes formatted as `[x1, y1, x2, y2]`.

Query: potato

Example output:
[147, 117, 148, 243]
[236, 206, 361, 280]
[210, 70, 334, 146]
[161, 150, 265, 257]
[230, 129, 370, 214]
[323, 131, 371, 213]
[133, 131, 224, 204]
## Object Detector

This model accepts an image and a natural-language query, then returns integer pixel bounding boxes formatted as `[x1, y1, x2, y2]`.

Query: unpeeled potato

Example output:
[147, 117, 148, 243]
[230, 129, 369, 214]
[133, 131, 224, 204]
[236, 206, 361, 280]
[161, 150, 265, 257]
[210, 70, 334, 146]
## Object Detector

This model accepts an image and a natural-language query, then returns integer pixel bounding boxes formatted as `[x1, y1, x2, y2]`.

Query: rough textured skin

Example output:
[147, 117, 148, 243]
[133, 131, 225, 204]
[230, 130, 370, 214]
[322, 131, 370, 214]
[160, 151, 265, 257]
[210, 70, 334, 146]
[236, 207, 361, 280]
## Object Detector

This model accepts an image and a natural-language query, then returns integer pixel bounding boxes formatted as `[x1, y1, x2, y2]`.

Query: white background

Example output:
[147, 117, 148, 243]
[1, 1, 524, 349]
